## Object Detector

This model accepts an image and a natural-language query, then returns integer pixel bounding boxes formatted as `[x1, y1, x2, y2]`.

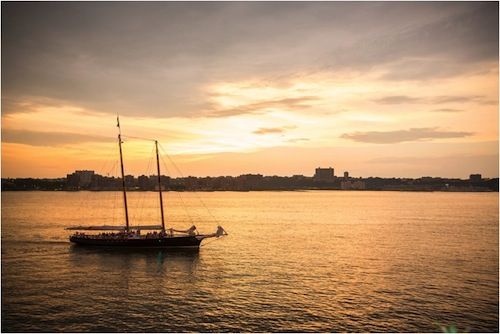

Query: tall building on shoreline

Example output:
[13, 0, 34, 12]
[66, 170, 95, 189]
[314, 167, 335, 181]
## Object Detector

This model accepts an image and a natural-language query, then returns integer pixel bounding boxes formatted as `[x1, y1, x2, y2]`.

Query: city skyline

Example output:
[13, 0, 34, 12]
[2, 166, 493, 182]
[3, 168, 497, 193]
[2, 2, 498, 178]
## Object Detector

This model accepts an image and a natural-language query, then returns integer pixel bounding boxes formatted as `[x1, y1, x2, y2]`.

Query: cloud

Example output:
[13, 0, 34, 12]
[431, 95, 489, 104]
[366, 154, 496, 165]
[2, 129, 112, 146]
[287, 137, 309, 143]
[206, 96, 318, 117]
[253, 127, 286, 135]
[373, 94, 493, 105]
[363, 4, 498, 81]
[432, 108, 463, 113]
[373, 96, 423, 104]
[341, 127, 473, 144]
[253, 125, 296, 135]
[380, 59, 470, 81]
[1, 2, 497, 117]
[1, 96, 68, 115]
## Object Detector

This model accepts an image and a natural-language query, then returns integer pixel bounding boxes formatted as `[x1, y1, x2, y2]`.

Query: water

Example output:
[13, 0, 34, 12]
[2, 191, 498, 332]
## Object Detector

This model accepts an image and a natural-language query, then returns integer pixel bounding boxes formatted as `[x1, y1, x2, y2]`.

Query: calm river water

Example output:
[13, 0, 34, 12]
[1, 191, 498, 332]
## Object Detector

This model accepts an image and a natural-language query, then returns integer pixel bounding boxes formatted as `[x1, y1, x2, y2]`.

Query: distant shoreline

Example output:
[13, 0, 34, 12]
[1, 189, 497, 193]
[3, 172, 498, 192]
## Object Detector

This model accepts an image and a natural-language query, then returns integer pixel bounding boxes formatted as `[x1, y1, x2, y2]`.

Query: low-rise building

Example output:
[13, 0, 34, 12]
[341, 180, 366, 190]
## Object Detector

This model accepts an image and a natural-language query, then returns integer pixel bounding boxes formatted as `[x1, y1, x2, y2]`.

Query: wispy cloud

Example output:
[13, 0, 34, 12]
[432, 95, 491, 104]
[2, 129, 112, 147]
[253, 125, 296, 135]
[206, 96, 318, 117]
[341, 127, 473, 144]
[287, 137, 309, 143]
[366, 154, 499, 170]
[1, 96, 79, 115]
[253, 127, 285, 135]
[373, 94, 493, 105]
[373, 96, 423, 104]
[432, 108, 464, 113]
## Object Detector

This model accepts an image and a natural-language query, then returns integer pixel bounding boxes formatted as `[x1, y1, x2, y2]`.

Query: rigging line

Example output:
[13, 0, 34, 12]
[112, 163, 118, 226]
[117, 135, 154, 223]
[163, 165, 195, 226]
[135, 145, 150, 220]
[99, 143, 119, 174]
[121, 135, 156, 142]
[200, 237, 222, 247]
[105, 159, 118, 223]
[158, 154, 195, 226]
[158, 150, 202, 224]
[158, 143, 221, 226]
[106, 159, 119, 226]
[136, 144, 155, 223]
[77, 144, 117, 221]
[87, 147, 115, 222]
[159, 144, 219, 225]
[105, 160, 118, 178]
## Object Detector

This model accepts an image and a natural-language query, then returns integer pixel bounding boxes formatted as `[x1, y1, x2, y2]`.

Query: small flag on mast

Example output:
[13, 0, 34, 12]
[117, 115, 120, 127]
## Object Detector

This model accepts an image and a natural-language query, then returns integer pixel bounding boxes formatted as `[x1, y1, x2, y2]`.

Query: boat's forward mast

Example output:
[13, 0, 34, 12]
[155, 140, 166, 232]
[117, 115, 130, 232]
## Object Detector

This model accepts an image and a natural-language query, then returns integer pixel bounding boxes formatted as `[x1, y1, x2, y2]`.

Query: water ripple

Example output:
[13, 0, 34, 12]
[2, 191, 498, 332]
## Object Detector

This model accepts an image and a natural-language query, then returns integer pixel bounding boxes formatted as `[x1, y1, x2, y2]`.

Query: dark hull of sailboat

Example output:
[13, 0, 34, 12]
[69, 235, 203, 248]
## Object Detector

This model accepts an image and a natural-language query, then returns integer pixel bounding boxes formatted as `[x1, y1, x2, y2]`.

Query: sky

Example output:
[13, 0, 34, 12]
[1, 1, 498, 178]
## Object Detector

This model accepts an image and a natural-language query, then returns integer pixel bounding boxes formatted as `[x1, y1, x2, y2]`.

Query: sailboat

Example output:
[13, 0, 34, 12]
[66, 117, 227, 248]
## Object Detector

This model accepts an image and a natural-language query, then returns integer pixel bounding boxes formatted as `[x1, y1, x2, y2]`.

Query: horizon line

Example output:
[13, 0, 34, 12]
[2, 172, 498, 181]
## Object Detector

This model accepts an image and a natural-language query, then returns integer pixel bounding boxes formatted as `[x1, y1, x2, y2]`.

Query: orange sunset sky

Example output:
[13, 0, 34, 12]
[2, 2, 499, 178]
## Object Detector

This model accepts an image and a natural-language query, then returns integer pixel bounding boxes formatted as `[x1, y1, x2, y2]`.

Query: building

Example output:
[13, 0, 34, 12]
[125, 175, 136, 188]
[343, 171, 349, 180]
[341, 180, 366, 190]
[76, 170, 94, 187]
[314, 167, 334, 181]
[66, 170, 95, 189]
[138, 175, 150, 190]
[469, 174, 482, 183]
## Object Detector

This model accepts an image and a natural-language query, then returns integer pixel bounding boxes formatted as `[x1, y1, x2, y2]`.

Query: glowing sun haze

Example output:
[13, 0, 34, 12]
[2, 2, 498, 178]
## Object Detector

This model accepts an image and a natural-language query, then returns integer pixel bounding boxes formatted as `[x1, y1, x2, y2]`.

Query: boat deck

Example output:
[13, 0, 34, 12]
[70, 233, 204, 248]
[71, 232, 197, 240]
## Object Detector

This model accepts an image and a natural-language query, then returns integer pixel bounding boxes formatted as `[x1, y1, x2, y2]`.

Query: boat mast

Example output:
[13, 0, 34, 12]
[155, 140, 166, 232]
[117, 116, 130, 232]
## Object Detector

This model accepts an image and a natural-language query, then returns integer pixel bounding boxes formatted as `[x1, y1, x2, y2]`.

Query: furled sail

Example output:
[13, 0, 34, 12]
[169, 225, 197, 235]
[196, 226, 228, 240]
